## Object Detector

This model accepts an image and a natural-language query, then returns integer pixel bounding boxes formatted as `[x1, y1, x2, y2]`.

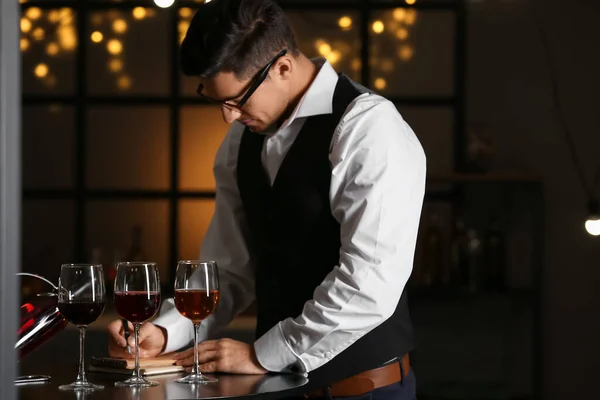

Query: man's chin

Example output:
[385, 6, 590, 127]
[247, 124, 266, 133]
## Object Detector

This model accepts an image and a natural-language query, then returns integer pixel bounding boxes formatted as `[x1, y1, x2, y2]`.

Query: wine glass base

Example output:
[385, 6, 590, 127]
[115, 376, 159, 387]
[177, 373, 218, 384]
[59, 380, 104, 391]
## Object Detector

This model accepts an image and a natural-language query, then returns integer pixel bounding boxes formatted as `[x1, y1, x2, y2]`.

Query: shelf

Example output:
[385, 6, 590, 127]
[408, 288, 534, 302]
[427, 173, 542, 184]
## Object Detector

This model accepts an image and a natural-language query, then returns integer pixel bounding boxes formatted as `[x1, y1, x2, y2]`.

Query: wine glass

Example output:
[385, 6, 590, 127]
[173, 260, 220, 384]
[113, 261, 161, 387]
[57, 263, 106, 391]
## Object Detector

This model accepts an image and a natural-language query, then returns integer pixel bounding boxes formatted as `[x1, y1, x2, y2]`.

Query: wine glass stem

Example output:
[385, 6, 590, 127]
[134, 323, 141, 379]
[193, 323, 201, 376]
[76, 326, 87, 383]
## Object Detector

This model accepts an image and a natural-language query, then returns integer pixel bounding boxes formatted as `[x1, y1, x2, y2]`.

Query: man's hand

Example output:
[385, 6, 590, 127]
[174, 338, 268, 375]
[107, 320, 168, 359]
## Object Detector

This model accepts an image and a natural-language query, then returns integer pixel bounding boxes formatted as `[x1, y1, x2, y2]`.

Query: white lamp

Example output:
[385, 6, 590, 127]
[154, 0, 175, 8]
[585, 199, 600, 236]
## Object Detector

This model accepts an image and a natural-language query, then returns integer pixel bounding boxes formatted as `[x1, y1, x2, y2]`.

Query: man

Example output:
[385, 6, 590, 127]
[108, 0, 426, 398]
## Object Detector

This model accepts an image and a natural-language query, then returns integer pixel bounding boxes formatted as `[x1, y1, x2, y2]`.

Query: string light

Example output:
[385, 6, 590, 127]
[179, 8, 193, 18]
[109, 59, 124, 73]
[20, 18, 32, 33]
[32, 27, 45, 41]
[338, 16, 352, 30]
[113, 19, 128, 34]
[59, 8, 73, 26]
[398, 45, 414, 61]
[46, 42, 60, 56]
[25, 7, 42, 21]
[396, 28, 409, 40]
[393, 8, 407, 22]
[326, 51, 341, 65]
[20, 38, 30, 52]
[118, 75, 133, 90]
[48, 10, 61, 23]
[91, 31, 104, 44]
[34, 63, 49, 78]
[58, 26, 77, 50]
[178, 21, 190, 34]
[133, 7, 147, 20]
[107, 39, 123, 55]
[405, 9, 417, 25]
[372, 20, 384, 34]
[374, 78, 387, 90]
[405, 0, 417, 5]
[318, 43, 332, 56]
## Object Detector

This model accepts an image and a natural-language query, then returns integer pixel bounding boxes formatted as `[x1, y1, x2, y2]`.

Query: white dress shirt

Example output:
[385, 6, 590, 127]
[153, 58, 427, 374]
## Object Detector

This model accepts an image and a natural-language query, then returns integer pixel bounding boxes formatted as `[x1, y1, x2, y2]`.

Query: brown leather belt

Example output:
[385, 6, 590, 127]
[305, 354, 410, 398]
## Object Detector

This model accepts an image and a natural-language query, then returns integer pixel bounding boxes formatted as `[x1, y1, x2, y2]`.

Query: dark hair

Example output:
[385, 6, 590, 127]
[180, 0, 299, 80]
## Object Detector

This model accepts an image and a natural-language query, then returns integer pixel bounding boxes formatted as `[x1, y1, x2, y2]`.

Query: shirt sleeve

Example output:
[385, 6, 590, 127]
[253, 96, 427, 373]
[154, 123, 257, 353]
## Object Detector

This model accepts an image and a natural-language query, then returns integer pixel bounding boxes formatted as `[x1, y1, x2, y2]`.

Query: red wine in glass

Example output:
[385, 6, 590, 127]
[58, 301, 105, 326]
[114, 291, 161, 323]
[113, 261, 161, 388]
[173, 260, 220, 384]
[174, 289, 219, 323]
[57, 264, 106, 391]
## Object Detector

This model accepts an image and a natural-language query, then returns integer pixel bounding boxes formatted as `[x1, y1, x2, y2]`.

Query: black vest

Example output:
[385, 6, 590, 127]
[237, 74, 414, 387]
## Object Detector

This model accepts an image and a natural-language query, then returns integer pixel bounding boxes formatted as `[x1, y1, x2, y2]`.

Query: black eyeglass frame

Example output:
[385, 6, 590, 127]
[197, 49, 289, 111]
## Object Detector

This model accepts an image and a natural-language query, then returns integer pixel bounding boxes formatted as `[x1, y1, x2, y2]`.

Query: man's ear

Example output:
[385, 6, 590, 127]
[273, 56, 293, 82]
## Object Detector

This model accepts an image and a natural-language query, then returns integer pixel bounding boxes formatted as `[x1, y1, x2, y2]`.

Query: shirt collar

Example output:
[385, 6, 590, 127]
[279, 58, 339, 129]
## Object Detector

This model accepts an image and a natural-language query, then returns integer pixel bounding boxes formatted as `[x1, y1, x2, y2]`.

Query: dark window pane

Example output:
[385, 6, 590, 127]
[22, 200, 75, 283]
[370, 9, 455, 96]
[87, 107, 170, 190]
[396, 106, 454, 175]
[179, 6, 200, 96]
[23, 105, 74, 189]
[180, 106, 229, 191]
[87, 8, 170, 95]
[178, 200, 215, 261]
[21, 8, 77, 94]
[86, 200, 170, 284]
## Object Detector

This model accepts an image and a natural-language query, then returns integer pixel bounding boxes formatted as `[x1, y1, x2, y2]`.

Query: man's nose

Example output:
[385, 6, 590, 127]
[221, 105, 242, 124]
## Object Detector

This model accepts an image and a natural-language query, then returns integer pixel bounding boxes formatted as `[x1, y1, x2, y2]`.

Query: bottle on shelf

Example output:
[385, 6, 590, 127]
[420, 212, 446, 290]
[467, 228, 483, 294]
[450, 216, 469, 291]
[484, 213, 506, 292]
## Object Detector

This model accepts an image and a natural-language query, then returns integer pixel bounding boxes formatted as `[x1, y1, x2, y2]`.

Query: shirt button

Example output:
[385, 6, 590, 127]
[325, 351, 333, 359]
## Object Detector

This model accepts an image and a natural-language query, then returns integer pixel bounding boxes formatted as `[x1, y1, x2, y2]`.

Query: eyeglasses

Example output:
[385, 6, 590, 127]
[197, 49, 288, 112]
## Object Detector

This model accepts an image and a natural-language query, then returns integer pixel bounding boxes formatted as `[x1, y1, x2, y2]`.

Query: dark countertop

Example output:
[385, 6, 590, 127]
[16, 328, 307, 400]
[17, 367, 308, 400]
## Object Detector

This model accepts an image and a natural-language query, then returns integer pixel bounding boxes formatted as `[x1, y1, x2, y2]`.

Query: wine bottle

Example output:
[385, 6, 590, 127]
[484, 214, 506, 292]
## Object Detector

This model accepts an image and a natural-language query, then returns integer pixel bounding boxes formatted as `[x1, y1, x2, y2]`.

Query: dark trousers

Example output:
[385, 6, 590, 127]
[330, 371, 417, 400]
[290, 370, 417, 400]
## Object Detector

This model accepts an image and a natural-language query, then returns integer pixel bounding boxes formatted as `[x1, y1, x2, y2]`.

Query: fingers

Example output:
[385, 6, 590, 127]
[107, 319, 127, 347]
[200, 361, 218, 373]
[174, 348, 217, 367]
[173, 348, 194, 361]
[108, 343, 134, 359]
